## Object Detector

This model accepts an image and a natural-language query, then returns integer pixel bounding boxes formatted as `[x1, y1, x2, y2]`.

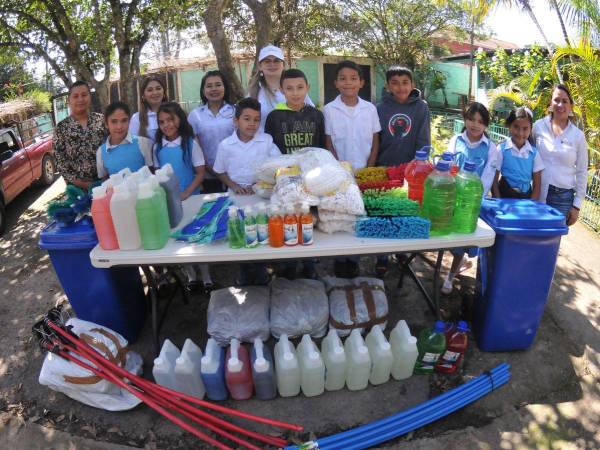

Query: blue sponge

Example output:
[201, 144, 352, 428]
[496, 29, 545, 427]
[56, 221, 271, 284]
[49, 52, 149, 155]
[355, 216, 430, 239]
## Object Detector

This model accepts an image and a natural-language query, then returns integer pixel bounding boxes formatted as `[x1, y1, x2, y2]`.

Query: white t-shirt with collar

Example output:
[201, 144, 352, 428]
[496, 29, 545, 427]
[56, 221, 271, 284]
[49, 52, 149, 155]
[496, 138, 545, 171]
[213, 131, 281, 187]
[96, 133, 154, 179]
[129, 111, 159, 144]
[188, 103, 235, 167]
[533, 116, 588, 207]
[323, 95, 381, 170]
[152, 136, 205, 169]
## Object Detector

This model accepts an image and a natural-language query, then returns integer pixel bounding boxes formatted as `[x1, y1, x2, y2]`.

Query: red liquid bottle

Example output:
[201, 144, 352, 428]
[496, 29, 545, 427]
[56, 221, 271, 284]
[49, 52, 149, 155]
[405, 149, 434, 205]
[225, 339, 254, 400]
[435, 321, 469, 374]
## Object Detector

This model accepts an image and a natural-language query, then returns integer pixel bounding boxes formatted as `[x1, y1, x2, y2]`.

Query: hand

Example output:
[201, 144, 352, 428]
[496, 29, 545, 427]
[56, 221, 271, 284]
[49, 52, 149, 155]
[233, 184, 252, 195]
[180, 191, 191, 201]
[566, 207, 579, 226]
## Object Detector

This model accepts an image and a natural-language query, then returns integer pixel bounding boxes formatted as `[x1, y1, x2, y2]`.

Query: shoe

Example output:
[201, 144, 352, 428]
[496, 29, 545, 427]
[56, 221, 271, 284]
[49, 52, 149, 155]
[441, 278, 453, 295]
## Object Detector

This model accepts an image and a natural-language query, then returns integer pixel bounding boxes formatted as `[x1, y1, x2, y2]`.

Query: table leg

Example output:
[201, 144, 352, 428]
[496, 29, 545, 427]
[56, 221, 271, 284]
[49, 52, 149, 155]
[433, 251, 444, 320]
[141, 266, 160, 355]
[397, 252, 443, 319]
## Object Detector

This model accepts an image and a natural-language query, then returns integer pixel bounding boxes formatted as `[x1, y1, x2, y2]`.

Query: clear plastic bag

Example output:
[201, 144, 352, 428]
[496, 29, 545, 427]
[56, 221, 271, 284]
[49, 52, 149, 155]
[252, 181, 274, 198]
[303, 164, 352, 196]
[317, 219, 356, 234]
[207, 286, 271, 345]
[255, 154, 302, 184]
[318, 209, 360, 223]
[270, 278, 329, 339]
[319, 183, 365, 215]
[271, 165, 320, 207]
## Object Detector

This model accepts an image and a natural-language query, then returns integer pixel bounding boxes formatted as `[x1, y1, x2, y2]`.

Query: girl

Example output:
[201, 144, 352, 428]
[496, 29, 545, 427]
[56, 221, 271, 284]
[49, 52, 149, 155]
[188, 70, 235, 193]
[492, 107, 544, 200]
[130, 76, 168, 145]
[96, 101, 154, 179]
[441, 102, 498, 294]
[533, 84, 588, 225]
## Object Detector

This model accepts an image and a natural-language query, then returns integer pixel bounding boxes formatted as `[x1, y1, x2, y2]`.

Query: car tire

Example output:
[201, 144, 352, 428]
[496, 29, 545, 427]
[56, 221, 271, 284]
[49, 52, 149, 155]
[0, 200, 6, 236]
[40, 154, 56, 186]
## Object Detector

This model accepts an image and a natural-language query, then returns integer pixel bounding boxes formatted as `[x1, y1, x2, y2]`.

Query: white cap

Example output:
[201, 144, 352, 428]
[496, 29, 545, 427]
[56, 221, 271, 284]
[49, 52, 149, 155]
[258, 44, 284, 62]
[243, 205, 253, 216]
[254, 357, 268, 372]
[92, 185, 107, 199]
[228, 205, 238, 218]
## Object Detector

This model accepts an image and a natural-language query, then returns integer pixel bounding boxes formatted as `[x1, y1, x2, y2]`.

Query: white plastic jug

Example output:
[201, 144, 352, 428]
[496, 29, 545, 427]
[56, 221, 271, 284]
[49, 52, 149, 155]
[297, 334, 325, 397]
[110, 183, 141, 250]
[174, 339, 205, 399]
[152, 339, 180, 391]
[344, 329, 371, 391]
[390, 320, 419, 380]
[321, 329, 346, 391]
[274, 334, 300, 397]
[365, 325, 393, 385]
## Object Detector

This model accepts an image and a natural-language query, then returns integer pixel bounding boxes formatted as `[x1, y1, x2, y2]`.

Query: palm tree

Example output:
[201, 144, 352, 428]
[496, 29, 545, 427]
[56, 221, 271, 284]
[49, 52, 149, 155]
[556, 0, 600, 44]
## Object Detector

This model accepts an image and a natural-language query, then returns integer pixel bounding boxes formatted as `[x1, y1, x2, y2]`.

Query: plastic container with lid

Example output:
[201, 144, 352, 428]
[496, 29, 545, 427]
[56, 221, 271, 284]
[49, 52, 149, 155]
[297, 334, 325, 397]
[365, 325, 393, 385]
[421, 160, 456, 236]
[250, 338, 276, 400]
[404, 149, 434, 205]
[274, 334, 300, 397]
[91, 185, 119, 250]
[110, 183, 141, 250]
[321, 329, 346, 391]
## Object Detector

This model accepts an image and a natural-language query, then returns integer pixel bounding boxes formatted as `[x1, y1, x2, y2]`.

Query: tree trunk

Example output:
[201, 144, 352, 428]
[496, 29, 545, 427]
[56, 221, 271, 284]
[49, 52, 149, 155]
[203, 0, 244, 100]
[467, 14, 475, 101]
[243, 0, 274, 75]
[550, 0, 571, 46]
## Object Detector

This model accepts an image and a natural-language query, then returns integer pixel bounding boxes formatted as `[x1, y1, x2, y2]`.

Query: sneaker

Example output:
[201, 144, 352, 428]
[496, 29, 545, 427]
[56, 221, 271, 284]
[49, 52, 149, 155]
[441, 277, 453, 295]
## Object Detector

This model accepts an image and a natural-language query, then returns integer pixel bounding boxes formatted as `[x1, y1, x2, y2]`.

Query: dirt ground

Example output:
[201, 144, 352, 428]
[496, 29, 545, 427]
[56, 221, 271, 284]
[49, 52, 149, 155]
[0, 178, 598, 450]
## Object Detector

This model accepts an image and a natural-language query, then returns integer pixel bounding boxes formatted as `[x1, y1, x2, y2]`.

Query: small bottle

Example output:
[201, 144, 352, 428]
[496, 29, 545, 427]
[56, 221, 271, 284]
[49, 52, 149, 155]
[390, 320, 419, 380]
[200, 338, 228, 401]
[227, 206, 244, 249]
[250, 338, 276, 400]
[174, 339, 206, 399]
[321, 329, 347, 391]
[344, 329, 371, 391]
[297, 334, 325, 397]
[414, 321, 447, 374]
[283, 205, 298, 246]
[243, 206, 258, 248]
[255, 203, 269, 245]
[274, 334, 300, 397]
[299, 202, 314, 246]
[268, 205, 284, 248]
[435, 321, 469, 374]
[225, 338, 254, 400]
[365, 325, 394, 385]
[152, 339, 180, 391]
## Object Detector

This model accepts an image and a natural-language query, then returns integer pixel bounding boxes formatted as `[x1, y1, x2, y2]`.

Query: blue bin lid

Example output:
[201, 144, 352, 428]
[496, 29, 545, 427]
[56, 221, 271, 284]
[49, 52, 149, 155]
[480, 198, 569, 236]
[39, 216, 99, 250]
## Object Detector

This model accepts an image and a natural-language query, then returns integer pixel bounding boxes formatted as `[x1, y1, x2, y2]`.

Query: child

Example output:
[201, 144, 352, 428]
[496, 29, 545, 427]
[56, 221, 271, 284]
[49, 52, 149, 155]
[213, 97, 281, 194]
[130, 76, 168, 145]
[441, 102, 498, 294]
[323, 60, 381, 278]
[492, 107, 544, 200]
[96, 101, 154, 179]
[375, 65, 431, 277]
[188, 70, 235, 193]
[264, 68, 325, 154]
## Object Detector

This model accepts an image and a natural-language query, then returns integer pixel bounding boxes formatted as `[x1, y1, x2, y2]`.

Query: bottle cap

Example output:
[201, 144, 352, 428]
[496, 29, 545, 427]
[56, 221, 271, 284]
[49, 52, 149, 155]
[334, 346, 344, 355]
[175, 356, 187, 366]
[254, 357, 268, 372]
[457, 320, 470, 332]
[301, 202, 310, 214]
[228, 206, 238, 218]
[227, 357, 242, 372]
[308, 349, 319, 360]
[153, 356, 165, 367]
[138, 181, 154, 198]
[408, 336, 417, 345]
[435, 161, 450, 172]
[441, 152, 455, 162]
[382, 342, 391, 351]
[434, 321, 446, 333]
[463, 161, 477, 172]
[415, 150, 428, 160]
[243, 205, 253, 216]
[92, 185, 107, 199]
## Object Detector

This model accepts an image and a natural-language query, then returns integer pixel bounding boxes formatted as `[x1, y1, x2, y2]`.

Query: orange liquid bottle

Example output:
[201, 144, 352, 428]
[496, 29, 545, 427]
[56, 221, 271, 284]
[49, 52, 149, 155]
[283, 205, 298, 246]
[299, 202, 314, 245]
[268, 205, 284, 248]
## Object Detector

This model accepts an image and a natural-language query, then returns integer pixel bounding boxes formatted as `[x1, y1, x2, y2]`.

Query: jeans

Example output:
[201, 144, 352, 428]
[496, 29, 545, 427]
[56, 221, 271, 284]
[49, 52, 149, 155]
[546, 184, 575, 217]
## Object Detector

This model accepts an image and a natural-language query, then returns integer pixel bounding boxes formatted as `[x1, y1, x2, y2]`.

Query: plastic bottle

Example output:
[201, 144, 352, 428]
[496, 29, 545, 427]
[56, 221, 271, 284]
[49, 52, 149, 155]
[452, 161, 484, 233]
[435, 321, 469, 374]
[135, 181, 169, 250]
[414, 321, 447, 374]
[109, 183, 141, 250]
[137, 165, 152, 179]
[274, 334, 300, 397]
[174, 339, 206, 399]
[117, 167, 132, 179]
[243, 206, 258, 248]
[365, 325, 394, 385]
[250, 338, 276, 400]
[148, 175, 170, 232]
[297, 334, 325, 397]
[283, 204, 298, 246]
[200, 338, 228, 401]
[91, 185, 119, 250]
[156, 168, 183, 228]
[255, 202, 269, 246]
[225, 339, 253, 400]
[344, 329, 371, 391]
[227, 206, 244, 249]
[321, 329, 347, 391]
[126, 172, 142, 195]
[152, 339, 180, 390]
[389, 320, 419, 380]
[268, 205, 284, 248]
[298, 202, 314, 246]
[421, 161, 457, 236]
[404, 149, 434, 205]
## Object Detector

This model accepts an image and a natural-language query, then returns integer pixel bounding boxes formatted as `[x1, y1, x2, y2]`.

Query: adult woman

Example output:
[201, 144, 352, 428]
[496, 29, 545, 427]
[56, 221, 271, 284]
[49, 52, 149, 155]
[188, 70, 235, 193]
[54, 81, 107, 190]
[533, 84, 588, 226]
[129, 76, 168, 145]
[248, 44, 313, 130]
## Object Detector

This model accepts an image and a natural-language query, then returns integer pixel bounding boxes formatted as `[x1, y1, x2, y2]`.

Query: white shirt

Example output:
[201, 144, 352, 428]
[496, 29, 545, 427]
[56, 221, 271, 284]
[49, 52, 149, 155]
[323, 95, 381, 170]
[256, 85, 314, 131]
[188, 103, 235, 168]
[129, 111, 159, 144]
[447, 131, 498, 196]
[533, 116, 588, 207]
[496, 138, 545, 173]
[213, 131, 281, 186]
[96, 133, 154, 178]
[152, 136, 205, 168]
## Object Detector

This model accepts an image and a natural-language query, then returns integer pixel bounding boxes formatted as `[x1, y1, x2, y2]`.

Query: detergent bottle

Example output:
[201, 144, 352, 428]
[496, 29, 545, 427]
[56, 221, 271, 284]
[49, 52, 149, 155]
[435, 321, 469, 374]
[152, 339, 180, 391]
[389, 320, 419, 380]
[109, 183, 141, 250]
[365, 325, 393, 385]
[452, 161, 484, 233]
[135, 181, 169, 249]
[297, 334, 325, 397]
[250, 338, 276, 400]
[225, 338, 253, 400]
[243, 206, 258, 248]
[421, 161, 457, 236]
[268, 205, 284, 248]
[298, 202, 314, 245]
[344, 329, 371, 391]
[414, 321, 447, 374]
[404, 149, 434, 205]
[227, 206, 244, 249]
[200, 338, 228, 401]
[255, 202, 269, 245]
[147, 175, 170, 232]
[156, 166, 183, 228]
[274, 334, 300, 397]
[322, 329, 346, 391]
[174, 338, 205, 399]
[91, 185, 119, 250]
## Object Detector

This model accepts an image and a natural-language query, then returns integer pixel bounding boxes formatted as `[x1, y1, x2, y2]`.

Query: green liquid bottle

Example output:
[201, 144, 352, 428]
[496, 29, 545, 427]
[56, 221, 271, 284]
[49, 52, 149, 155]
[414, 321, 446, 374]
[243, 205, 258, 248]
[255, 202, 269, 245]
[136, 181, 169, 250]
[452, 161, 484, 233]
[421, 161, 456, 236]
[227, 206, 244, 249]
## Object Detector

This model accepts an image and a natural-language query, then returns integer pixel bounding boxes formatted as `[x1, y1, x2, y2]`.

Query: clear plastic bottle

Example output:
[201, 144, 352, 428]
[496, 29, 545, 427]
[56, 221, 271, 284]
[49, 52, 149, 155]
[299, 202, 314, 245]
[283, 204, 299, 246]
[452, 161, 484, 233]
[365, 325, 393, 385]
[255, 203, 269, 245]
[297, 334, 325, 397]
[250, 338, 276, 400]
[243, 206, 258, 248]
[152, 339, 180, 391]
[344, 329, 371, 391]
[321, 329, 347, 391]
[389, 320, 419, 380]
[200, 338, 227, 401]
[273, 334, 300, 397]
[227, 206, 244, 249]
[421, 161, 457, 236]
[414, 321, 447, 374]
[174, 339, 205, 399]
[404, 149, 434, 205]
[268, 205, 284, 248]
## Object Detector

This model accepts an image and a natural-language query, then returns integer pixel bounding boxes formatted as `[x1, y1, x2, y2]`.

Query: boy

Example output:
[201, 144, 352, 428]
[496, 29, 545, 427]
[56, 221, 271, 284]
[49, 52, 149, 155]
[323, 60, 381, 277]
[214, 97, 280, 195]
[264, 68, 325, 153]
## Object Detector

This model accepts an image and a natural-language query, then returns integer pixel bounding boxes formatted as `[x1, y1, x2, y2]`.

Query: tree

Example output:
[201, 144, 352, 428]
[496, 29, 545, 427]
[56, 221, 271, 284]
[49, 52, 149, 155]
[0, 50, 39, 101]
[557, 0, 600, 44]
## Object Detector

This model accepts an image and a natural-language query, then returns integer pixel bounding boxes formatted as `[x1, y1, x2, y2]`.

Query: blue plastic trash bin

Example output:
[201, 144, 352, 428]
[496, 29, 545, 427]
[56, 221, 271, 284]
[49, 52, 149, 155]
[39, 217, 146, 342]
[474, 198, 568, 351]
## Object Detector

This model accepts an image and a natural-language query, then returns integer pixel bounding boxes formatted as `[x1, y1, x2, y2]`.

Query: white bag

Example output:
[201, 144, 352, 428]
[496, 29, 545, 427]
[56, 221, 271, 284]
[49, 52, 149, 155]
[303, 164, 351, 196]
[207, 286, 271, 345]
[255, 154, 302, 184]
[317, 219, 356, 234]
[321, 276, 389, 337]
[319, 183, 365, 215]
[270, 278, 329, 339]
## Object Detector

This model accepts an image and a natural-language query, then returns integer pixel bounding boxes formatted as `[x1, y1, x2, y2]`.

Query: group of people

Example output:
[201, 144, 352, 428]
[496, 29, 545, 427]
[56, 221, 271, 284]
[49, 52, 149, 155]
[53, 44, 588, 293]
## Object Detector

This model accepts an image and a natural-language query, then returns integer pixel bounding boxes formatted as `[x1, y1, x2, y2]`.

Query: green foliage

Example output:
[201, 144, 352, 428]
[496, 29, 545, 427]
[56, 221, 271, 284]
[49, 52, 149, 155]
[0, 50, 39, 101]
[475, 45, 553, 87]
[431, 115, 453, 153]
